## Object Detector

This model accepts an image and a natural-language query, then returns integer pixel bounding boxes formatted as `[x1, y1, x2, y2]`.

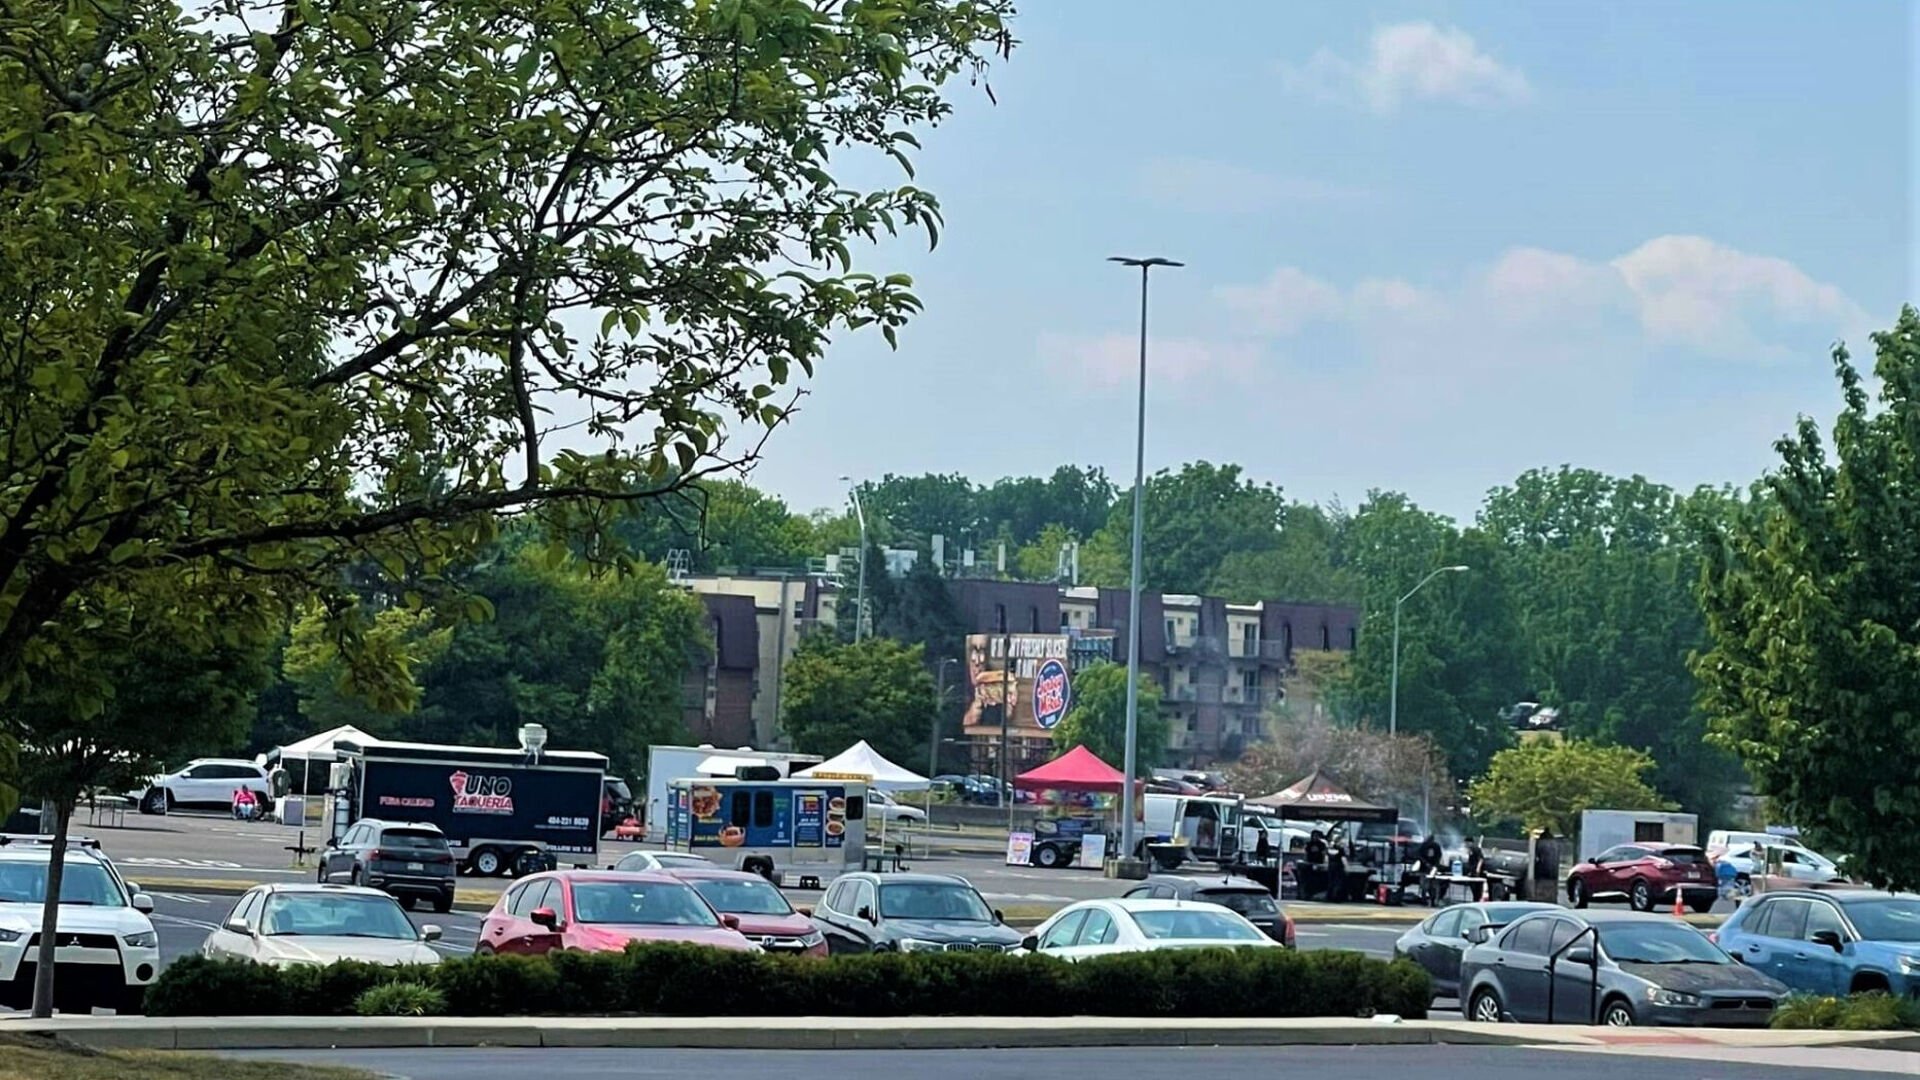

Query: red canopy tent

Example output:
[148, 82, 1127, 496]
[1014, 745, 1129, 793]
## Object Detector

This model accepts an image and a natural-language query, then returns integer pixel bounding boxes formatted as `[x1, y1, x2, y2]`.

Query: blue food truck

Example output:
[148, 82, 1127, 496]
[666, 777, 867, 887]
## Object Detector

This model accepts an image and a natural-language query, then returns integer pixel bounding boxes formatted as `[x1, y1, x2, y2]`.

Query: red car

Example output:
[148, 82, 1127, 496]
[477, 870, 757, 956]
[1567, 843, 1719, 913]
[667, 868, 828, 957]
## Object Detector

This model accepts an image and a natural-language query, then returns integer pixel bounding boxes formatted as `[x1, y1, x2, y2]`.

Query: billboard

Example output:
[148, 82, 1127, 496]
[962, 633, 1073, 739]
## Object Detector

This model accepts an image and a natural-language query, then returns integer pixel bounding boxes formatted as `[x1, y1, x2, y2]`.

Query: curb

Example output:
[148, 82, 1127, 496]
[7, 1016, 1913, 1053]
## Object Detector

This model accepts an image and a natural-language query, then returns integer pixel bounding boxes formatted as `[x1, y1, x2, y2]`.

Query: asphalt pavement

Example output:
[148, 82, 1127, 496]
[222, 1045, 1913, 1080]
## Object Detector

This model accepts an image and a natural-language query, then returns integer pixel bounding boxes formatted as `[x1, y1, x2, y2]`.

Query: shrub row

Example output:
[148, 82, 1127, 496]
[146, 944, 1432, 1020]
[1772, 992, 1920, 1031]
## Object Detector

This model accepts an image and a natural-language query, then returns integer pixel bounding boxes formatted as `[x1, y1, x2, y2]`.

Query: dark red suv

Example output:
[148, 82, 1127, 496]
[1567, 843, 1718, 913]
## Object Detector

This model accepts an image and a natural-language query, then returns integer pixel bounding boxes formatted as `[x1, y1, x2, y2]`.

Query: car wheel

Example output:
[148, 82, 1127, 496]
[1468, 987, 1504, 1023]
[1567, 877, 1588, 908]
[470, 847, 504, 877]
[142, 788, 169, 815]
[1733, 873, 1752, 897]
[1601, 998, 1636, 1026]
[433, 893, 454, 915]
[399, 894, 417, 911]
[316, 864, 327, 884]
[1629, 878, 1653, 912]
[475, 943, 495, 957]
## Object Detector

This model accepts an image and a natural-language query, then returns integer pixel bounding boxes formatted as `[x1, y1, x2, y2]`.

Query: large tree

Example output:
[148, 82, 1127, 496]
[1084, 462, 1286, 594]
[1696, 310, 1920, 890]
[1048, 661, 1166, 774]
[1467, 738, 1673, 837]
[780, 634, 936, 767]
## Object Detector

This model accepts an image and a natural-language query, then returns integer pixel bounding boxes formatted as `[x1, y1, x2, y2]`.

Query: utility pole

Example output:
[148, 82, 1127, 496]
[1390, 564, 1469, 737]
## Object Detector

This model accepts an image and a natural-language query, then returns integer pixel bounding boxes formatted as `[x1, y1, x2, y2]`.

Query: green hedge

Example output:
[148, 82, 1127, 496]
[146, 945, 1431, 1020]
[1772, 992, 1920, 1031]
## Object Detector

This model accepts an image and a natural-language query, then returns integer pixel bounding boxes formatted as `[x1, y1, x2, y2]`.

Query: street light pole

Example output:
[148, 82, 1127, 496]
[1389, 564, 1470, 738]
[1109, 255, 1182, 862]
[927, 657, 957, 817]
[839, 475, 868, 642]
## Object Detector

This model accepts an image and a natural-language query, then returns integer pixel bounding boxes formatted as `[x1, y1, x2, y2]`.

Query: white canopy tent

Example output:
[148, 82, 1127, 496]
[791, 740, 929, 791]
[266, 724, 376, 768]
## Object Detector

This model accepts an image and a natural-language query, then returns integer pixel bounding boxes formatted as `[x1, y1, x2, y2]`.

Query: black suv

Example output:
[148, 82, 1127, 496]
[1123, 873, 1294, 946]
[810, 872, 1024, 954]
[319, 819, 456, 912]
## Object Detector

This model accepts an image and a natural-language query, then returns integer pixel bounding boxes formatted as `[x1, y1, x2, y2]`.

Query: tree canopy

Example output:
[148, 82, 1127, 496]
[1695, 308, 1920, 890]
[1048, 662, 1166, 775]
[780, 634, 936, 768]
[1467, 738, 1673, 836]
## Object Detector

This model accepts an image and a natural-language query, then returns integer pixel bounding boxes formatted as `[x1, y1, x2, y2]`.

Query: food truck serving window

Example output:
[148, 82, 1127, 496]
[730, 792, 751, 828]
[753, 792, 774, 828]
[846, 795, 865, 819]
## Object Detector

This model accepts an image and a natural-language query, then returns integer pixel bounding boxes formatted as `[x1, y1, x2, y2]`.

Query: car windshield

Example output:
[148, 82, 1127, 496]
[261, 893, 416, 939]
[1598, 922, 1728, 964]
[688, 877, 793, 916]
[0, 861, 123, 907]
[878, 883, 993, 922]
[571, 881, 719, 927]
[1197, 889, 1278, 918]
[1841, 898, 1920, 942]
[1130, 909, 1266, 942]
[379, 830, 448, 851]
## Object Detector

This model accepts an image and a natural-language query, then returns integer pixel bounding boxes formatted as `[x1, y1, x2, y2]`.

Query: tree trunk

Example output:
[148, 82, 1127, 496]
[29, 798, 72, 1018]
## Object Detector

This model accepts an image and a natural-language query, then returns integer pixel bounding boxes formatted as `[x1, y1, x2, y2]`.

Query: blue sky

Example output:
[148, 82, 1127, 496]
[746, 2, 1914, 523]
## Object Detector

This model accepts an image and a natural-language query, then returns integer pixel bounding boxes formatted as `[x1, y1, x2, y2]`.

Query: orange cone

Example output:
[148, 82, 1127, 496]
[1672, 886, 1686, 917]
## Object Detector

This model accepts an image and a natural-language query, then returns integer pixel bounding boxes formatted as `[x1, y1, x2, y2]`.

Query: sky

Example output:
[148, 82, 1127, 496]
[742, 2, 1915, 524]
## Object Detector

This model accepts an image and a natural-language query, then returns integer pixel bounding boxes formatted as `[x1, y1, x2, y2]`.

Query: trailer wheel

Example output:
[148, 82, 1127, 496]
[510, 848, 548, 878]
[469, 846, 505, 877]
[1035, 844, 1061, 869]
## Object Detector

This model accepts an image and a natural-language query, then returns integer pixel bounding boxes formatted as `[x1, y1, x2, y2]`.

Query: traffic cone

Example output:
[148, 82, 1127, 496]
[1672, 887, 1686, 917]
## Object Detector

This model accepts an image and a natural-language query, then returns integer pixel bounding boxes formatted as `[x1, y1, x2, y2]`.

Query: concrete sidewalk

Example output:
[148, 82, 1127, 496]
[6, 1015, 1915, 1053]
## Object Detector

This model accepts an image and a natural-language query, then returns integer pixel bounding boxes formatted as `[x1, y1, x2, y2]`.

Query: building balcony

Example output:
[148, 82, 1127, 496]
[1169, 684, 1223, 704]
[1227, 640, 1290, 662]
[1165, 635, 1224, 657]
[1222, 686, 1269, 707]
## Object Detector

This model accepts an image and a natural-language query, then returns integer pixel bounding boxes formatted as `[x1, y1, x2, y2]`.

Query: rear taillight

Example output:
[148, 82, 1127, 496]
[368, 849, 387, 862]
[1651, 857, 1674, 869]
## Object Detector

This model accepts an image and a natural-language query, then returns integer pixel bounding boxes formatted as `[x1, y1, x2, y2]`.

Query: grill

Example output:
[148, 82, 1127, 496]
[940, 942, 1007, 953]
[1709, 997, 1775, 1010]
[757, 937, 810, 952]
[24, 934, 119, 950]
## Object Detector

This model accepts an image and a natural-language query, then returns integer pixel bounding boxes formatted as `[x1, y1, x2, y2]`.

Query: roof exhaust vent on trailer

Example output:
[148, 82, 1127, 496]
[518, 723, 548, 762]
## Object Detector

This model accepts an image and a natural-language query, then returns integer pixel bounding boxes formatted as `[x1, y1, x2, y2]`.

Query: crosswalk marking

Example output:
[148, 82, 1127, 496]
[153, 892, 210, 904]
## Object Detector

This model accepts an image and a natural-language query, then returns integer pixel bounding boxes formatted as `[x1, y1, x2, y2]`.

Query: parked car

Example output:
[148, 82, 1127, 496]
[0, 844, 158, 1013]
[608, 849, 714, 873]
[317, 819, 456, 913]
[1566, 843, 1719, 912]
[1025, 898, 1278, 960]
[809, 872, 1024, 954]
[867, 788, 928, 826]
[1714, 842, 1842, 893]
[1121, 874, 1294, 946]
[1713, 889, 1920, 997]
[477, 870, 757, 957]
[130, 758, 269, 814]
[1461, 910, 1785, 1027]
[203, 884, 442, 967]
[1393, 901, 1558, 1002]
[666, 868, 826, 956]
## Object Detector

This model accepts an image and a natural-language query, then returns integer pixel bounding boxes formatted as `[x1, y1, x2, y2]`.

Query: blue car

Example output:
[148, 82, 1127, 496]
[1714, 889, 1920, 996]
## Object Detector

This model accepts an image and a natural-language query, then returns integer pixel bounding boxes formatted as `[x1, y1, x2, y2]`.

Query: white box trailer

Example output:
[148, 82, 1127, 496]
[643, 745, 821, 830]
[1578, 809, 1699, 862]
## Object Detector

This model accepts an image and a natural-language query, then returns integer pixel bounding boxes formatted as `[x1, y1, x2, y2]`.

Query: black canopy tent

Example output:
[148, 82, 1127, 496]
[1247, 768, 1399, 824]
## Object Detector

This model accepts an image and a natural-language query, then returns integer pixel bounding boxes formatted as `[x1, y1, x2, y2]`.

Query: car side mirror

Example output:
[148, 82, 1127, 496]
[993, 909, 1005, 925]
[720, 914, 741, 930]
[131, 893, 154, 914]
[1020, 934, 1039, 952]
[856, 906, 876, 924]
[1467, 926, 1495, 945]
[1811, 929, 1844, 952]
[124, 881, 141, 895]
[530, 906, 560, 930]
[1565, 945, 1595, 966]
[225, 917, 251, 935]
[421, 925, 443, 942]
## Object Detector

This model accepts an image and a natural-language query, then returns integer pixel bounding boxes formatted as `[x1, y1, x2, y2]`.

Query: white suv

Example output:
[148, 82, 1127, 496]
[132, 758, 269, 814]
[0, 846, 159, 1013]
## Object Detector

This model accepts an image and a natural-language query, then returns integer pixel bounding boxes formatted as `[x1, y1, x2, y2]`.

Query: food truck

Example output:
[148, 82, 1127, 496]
[665, 777, 867, 888]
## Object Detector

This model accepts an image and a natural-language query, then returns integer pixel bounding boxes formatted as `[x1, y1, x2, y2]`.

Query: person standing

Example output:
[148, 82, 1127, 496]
[1326, 841, 1349, 903]
[1416, 834, 1444, 905]
[1464, 836, 1487, 901]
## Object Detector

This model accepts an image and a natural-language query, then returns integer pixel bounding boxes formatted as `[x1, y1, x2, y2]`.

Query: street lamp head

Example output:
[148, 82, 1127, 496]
[1108, 256, 1185, 268]
[1444, 565, 1470, 573]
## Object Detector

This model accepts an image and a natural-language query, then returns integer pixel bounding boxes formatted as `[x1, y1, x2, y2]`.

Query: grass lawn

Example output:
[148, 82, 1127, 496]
[0, 1035, 372, 1080]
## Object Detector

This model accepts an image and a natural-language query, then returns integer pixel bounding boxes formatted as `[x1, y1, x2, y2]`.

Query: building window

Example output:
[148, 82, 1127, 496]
[1320, 624, 1330, 650]
[1282, 622, 1293, 655]
[1347, 627, 1357, 650]
[1030, 607, 1040, 633]
[1059, 611, 1071, 629]
[1240, 623, 1257, 655]
[995, 604, 1007, 633]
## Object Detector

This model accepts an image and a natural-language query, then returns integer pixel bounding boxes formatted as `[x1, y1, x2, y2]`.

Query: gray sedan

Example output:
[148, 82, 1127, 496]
[1460, 909, 1787, 1027]
[1393, 902, 1557, 1001]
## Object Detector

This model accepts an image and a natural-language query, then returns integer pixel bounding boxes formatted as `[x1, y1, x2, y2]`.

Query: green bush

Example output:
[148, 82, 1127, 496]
[355, 982, 447, 1017]
[145, 945, 1433, 1020]
[1773, 992, 1920, 1031]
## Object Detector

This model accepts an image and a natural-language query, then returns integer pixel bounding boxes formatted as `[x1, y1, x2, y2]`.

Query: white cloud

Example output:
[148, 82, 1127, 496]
[1037, 332, 1260, 389]
[1219, 235, 1864, 361]
[1136, 156, 1362, 213]
[1281, 22, 1532, 113]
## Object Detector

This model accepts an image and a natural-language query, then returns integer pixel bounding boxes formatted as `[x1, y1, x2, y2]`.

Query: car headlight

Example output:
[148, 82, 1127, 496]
[122, 931, 157, 948]
[0, 929, 22, 943]
[799, 930, 826, 948]
[1896, 955, 1920, 974]
[897, 938, 946, 953]
[1648, 988, 1701, 1007]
